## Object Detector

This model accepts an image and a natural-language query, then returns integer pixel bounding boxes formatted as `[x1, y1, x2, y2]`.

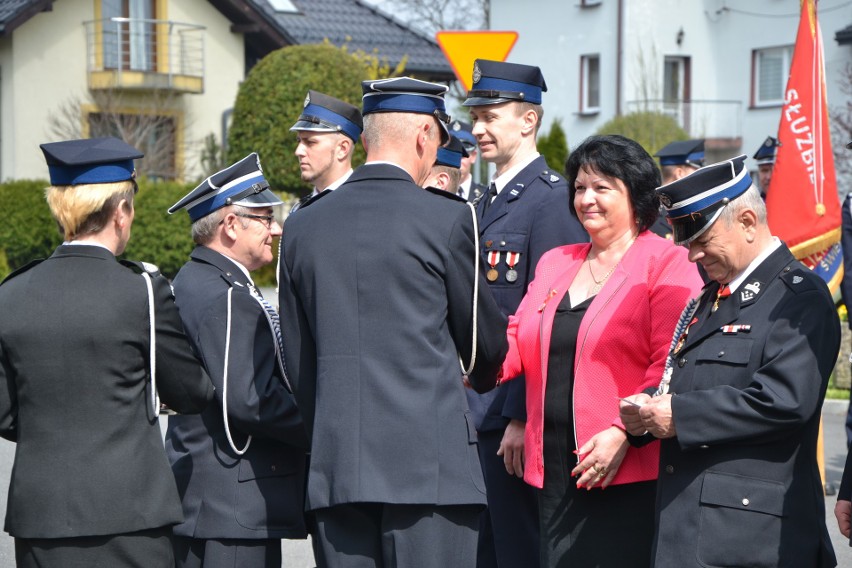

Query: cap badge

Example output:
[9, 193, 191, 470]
[304, 93, 311, 108]
[452, 121, 461, 131]
[658, 193, 673, 208]
[472, 62, 482, 85]
[255, 154, 263, 173]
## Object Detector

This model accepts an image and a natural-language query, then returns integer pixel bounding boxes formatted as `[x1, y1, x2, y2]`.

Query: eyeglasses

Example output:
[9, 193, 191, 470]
[234, 212, 276, 229]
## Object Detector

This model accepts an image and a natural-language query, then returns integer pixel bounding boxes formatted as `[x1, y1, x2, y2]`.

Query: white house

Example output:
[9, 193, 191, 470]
[0, 0, 452, 182]
[491, 0, 852, 185]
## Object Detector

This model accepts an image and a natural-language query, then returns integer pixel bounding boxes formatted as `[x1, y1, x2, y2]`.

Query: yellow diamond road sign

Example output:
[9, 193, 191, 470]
[435, 31, 519, 92]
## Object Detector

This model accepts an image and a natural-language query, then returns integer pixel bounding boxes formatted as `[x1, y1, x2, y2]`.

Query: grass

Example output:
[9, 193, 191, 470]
[827, 387, 850, 401]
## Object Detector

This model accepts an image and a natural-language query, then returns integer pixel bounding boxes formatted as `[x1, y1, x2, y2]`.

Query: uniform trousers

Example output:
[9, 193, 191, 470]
[14, 526, 173, 568]
[172, 536, 282, 568]
[312, 502, 481, 568]
[476, 428, 540, 568]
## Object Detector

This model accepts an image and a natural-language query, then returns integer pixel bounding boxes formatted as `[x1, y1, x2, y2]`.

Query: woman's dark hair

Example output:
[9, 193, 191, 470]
[564, 134, 661, 232]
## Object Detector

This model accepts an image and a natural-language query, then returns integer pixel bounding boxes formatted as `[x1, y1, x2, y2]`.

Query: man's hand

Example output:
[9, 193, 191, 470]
[497, 419, 525, 478]
[619, 393, 652, 436]
[836, 499, 852, 538]
[638, 394, 677, 439]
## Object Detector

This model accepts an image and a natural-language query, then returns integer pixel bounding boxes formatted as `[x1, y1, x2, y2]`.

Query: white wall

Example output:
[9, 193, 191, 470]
[491, 0, 852, 174]
[4, 0, 93, 181]
[168, 2, 245, 179]
[1, 0, 246, 181]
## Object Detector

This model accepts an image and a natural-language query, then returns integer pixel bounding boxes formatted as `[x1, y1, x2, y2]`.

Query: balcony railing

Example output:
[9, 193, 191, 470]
[84, 18, 205, 93]
[624, 99, 743, 148]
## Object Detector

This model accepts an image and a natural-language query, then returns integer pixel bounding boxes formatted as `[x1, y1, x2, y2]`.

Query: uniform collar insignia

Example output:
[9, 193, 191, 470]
[739, 280, 762, 304]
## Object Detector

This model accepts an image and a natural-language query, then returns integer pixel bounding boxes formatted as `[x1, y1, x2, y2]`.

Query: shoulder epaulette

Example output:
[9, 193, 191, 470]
[119, 259, 162, 277]
[539, 168, 563, 187]
[1, 258, 44, 286]
[424, 185, 466, 201]
[780, 266, 821, 294]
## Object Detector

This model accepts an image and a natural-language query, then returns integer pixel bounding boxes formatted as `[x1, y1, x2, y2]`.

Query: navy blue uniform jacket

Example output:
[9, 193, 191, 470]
[166, 246, 308, 539]
[0, 244, 213, 539]
[279, 163, 508, 511]
[653, 246, 839, 568]
[470, 155, 587, 431]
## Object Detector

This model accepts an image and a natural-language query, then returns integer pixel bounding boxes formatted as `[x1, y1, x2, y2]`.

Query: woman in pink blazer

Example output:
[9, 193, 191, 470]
[499, 135, 703, 567]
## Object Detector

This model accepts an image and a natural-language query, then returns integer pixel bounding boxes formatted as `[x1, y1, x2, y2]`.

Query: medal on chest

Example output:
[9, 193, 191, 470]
[486, 251, 500, 282]
[505, 252, 520, 283]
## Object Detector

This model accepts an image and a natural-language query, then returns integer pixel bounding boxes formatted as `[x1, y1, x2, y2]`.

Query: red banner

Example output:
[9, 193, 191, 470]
[765, 0, 842, 292]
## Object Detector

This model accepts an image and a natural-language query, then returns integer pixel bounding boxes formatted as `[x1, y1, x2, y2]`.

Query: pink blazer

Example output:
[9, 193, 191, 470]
[500, 232, 703, 489]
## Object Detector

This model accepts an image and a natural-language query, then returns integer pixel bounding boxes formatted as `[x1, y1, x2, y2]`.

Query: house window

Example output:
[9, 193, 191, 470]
[663, 56, 691, 130]
[101, 0, 157, 72]
[89, 111, 177, 179]
[663, 57, 686, 103]
[753, 45, 793, 106]
[580, 54, 601, 114]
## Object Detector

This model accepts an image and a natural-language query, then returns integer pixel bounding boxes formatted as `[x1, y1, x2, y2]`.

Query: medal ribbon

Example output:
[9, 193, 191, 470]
[711, 284, 731, 313]
[505, 252, 520, 269]
[487, 251, 500, 269]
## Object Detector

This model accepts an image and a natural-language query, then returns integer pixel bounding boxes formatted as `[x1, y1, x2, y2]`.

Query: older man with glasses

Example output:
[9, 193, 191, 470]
[165, 153, 309, 568]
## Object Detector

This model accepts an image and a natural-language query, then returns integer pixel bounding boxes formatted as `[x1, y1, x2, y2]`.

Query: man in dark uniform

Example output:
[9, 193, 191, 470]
[0, 137, 214, 567]
[423, 134, 469, 194]
[289, 90, 363, 212]
[621, 155, 840, 568]
[279, 76, 509, 568]
[649, 139, 705, 239]
[840, 190, 852, 449]
[451, 119, 486, 201]
[837, 146, 852, 547]
[165, 153, 308, 568]
[753, 135, 780, 198]
[462, 58, 587, 568]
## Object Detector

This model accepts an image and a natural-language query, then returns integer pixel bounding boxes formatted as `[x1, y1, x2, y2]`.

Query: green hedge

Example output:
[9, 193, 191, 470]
[538, 119, 569, 173]
[227, 44, 369, 197]
[595, 111, 689, 157]
[0, 180, 63, 276]
[0, 179, 280, 286]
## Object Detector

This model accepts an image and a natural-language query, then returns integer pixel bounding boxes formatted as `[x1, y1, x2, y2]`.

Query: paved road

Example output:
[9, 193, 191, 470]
[1, 403, 851, 567]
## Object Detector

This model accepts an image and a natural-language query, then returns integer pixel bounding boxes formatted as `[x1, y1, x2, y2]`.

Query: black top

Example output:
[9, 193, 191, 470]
[543, 293, 592, 479]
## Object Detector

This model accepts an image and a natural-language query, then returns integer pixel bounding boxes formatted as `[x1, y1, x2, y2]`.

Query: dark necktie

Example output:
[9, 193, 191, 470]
[481, 182, 498, 215]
